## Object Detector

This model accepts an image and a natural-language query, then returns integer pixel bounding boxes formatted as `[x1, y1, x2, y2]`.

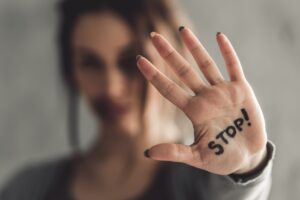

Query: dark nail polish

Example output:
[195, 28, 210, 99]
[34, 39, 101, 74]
[179, 26, 185, 32]
[136, 55, 141, 61]
[217, 32, 222, 36]
[144, 149, 150, 158]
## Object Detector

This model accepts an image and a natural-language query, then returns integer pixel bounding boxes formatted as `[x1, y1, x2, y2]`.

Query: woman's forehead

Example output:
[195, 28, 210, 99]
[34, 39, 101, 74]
[71, 11, 134, 57]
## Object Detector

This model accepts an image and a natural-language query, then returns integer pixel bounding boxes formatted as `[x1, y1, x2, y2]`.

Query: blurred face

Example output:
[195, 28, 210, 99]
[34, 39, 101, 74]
[71, 11, 147, 136]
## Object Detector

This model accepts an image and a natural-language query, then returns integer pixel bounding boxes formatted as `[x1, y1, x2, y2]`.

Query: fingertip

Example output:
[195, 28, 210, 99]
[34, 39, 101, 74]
[144, 149, 151, 158]
[178, 26, 190, 36]
[178, 26, 185, 32]
[136, 55, 142, 61]
[136, 54, 144, 66]
[150, 31, 158, 38]
[178, 27, 199, 48]
[216, 32, 225, 43]
[216, 32, 226, 47]
[217, 32, 230, 44]
[135, 56, 156, 80]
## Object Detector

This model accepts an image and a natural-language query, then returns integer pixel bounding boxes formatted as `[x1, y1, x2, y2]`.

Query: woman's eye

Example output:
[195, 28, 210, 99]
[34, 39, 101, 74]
[118, 55, 140, 76]
[80, 54, 104, 71]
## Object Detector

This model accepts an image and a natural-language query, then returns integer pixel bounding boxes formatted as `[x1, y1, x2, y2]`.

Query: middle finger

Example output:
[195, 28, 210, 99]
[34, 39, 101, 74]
[179, 27, 224, 85]
[150, 32, 206, 94]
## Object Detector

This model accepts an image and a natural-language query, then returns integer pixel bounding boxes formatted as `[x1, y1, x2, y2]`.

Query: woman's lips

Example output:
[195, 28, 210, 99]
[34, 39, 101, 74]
[105, 103, 130, 118]
[90, 98, 130, 119]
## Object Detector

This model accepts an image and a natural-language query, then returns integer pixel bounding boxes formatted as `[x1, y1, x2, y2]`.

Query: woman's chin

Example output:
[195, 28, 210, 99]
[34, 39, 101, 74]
[117, 121, 140, 137]
[104, 114, 140, 137]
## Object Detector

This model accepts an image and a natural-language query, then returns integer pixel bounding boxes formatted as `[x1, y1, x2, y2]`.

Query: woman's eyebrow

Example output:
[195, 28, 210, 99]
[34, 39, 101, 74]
[73, 47, 105, 66]
[74, 46, 100, 56]
[118, 42, 140, 56]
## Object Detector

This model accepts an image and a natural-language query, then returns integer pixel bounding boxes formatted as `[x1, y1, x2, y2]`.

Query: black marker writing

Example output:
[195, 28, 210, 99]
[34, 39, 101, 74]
[208, 108, 251, 155]
[208, 141, 224, 155]
[241, 108, 251, 126]
[225, 126, 236, 137]
[216, 131, 228, 144]
[234, 118, 244, 131]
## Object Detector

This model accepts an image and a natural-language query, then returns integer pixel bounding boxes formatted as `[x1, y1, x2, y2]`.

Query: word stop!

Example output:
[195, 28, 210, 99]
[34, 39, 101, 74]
[207, 108, 251, 155]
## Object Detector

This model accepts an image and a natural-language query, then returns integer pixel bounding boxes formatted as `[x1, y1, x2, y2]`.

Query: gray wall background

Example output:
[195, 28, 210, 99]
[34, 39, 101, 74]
[0, 0, 299, 199]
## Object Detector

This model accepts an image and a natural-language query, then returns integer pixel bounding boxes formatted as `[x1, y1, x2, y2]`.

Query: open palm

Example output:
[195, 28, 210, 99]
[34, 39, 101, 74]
[136, 27, 267, 175]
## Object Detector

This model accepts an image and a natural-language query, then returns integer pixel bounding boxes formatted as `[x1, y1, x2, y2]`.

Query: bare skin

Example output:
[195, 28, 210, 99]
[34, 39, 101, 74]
[68, 9, 268, 200]
[137, 29, 267, 175]
[69, 11, 181, 200]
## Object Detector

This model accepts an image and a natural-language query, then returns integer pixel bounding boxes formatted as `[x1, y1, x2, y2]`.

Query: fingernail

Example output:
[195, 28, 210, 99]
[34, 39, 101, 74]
[144, 149, 150, 158]
[216, 32, 222, 36]
[150, 31, 157, 38]
[136, 55, 142, 61]
[179, 26, 185, 32]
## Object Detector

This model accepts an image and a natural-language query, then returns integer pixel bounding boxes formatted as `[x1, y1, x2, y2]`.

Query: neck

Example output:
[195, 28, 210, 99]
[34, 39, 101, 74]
[73, 120, 180, 187]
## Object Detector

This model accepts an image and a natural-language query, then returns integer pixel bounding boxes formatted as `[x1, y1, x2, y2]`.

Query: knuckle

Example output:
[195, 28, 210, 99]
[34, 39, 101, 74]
[229, 83, 243, 102]
[202, 59, 214, 69]
[223, 49, 232, 56]
[191, 45, 201, 53]
[149, 70, 159, 81]
[162, 82, 175, 98]
[177, 64, 191, 77]
[212, 77, 224, 85]
[226, 60, 236, 67]
[192, 146, 208, 167]
[164, 49, 175, 60]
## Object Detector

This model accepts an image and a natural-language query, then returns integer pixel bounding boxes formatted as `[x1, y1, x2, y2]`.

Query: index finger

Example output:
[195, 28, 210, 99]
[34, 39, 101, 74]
[150, 32, 206, 93]
[179, 27, 224, 85]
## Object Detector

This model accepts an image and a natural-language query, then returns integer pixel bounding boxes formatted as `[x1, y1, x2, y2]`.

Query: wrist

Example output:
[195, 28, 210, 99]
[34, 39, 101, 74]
[233, 145, 268, 175]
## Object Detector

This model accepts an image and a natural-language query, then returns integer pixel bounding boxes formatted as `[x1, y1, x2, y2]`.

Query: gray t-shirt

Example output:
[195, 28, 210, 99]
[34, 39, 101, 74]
[0, 141, 275, 200]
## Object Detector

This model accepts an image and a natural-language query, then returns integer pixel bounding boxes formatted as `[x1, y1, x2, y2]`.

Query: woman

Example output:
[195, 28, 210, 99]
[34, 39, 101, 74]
[0, 0, 275, 199]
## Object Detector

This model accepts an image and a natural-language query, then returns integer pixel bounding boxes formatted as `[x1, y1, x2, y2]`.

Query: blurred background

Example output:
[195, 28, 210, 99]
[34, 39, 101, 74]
[0, 0, 299, 199]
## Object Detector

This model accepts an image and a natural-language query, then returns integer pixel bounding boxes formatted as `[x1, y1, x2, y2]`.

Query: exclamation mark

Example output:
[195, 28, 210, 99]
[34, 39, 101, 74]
[241, 108, 251, 126]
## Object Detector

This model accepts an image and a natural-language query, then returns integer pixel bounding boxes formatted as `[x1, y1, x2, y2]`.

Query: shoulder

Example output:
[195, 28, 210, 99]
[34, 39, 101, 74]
[0, 155, 72, 200]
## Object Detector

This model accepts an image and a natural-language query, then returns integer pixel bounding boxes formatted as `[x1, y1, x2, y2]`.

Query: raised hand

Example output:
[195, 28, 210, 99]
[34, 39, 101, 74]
[136, 27, 268, 176]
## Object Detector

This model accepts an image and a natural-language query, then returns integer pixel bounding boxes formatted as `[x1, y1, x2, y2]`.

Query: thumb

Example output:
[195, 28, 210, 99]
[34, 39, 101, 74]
[144, 143, 195, 164]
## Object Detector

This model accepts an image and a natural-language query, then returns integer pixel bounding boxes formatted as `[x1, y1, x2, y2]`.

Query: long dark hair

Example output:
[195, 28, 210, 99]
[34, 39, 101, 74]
[56, 0, 185, 152]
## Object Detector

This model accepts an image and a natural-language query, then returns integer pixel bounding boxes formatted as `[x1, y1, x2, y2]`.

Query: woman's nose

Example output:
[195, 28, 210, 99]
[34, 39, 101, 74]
[103, 68, 124, 99]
